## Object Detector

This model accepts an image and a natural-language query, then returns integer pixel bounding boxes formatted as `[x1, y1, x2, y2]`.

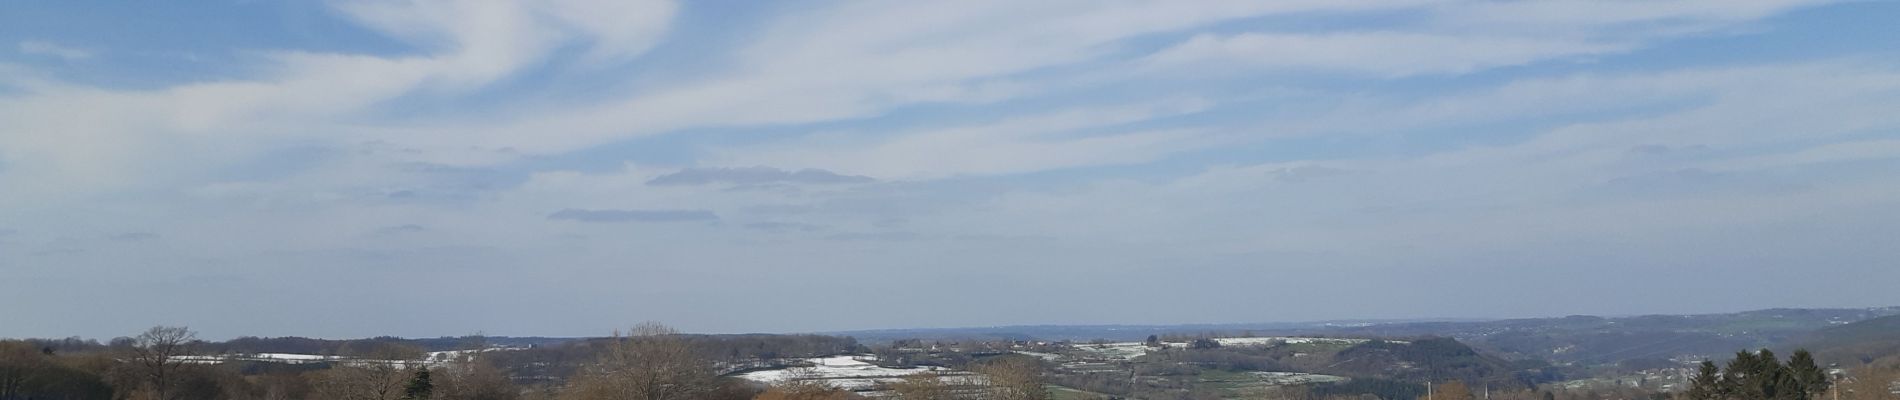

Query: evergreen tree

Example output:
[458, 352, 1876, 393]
[1687, 361, 1724, 400]
[1722, 351, 1761, 400]
[1771, 369, 1806, 400]
[1750, 350, 1791, 400]
[404, 367, 434, 400]
[1748, 350, 1788, 400]
[1786, 350, 1830, 399]
[1700, 348, 1830, 400]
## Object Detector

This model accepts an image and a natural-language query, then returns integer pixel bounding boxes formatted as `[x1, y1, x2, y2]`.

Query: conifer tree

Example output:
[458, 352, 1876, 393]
[404, 367, 434, 400]
[1692, 348, 1829, 400]
[1787, 350, 1831, 399]
[1688, 361, 1724, 400]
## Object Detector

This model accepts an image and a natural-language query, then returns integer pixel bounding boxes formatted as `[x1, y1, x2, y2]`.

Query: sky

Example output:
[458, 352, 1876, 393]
[2, 0, 1899, 340]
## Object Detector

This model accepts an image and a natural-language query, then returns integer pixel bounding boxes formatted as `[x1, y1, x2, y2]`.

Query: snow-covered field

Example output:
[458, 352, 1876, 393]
[734, 355, 975, 391]
[1249, 372, 1349, 385]
[1069, 342, 1153, 360]
[1013, 351, 1063, 361]
[171, 348, 517, 366]
[1066, 337, 1400, 361]
[1206, 337, 1400, 347]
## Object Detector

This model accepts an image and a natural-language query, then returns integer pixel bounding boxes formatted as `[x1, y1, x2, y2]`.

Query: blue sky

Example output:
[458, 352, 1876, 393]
[3, 0, 1899, 339]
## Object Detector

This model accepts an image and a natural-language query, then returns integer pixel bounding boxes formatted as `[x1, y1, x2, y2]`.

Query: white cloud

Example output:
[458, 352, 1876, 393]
[2, 0, 1830, 199]
[417, 0, 1450, 157]
[0, 0, 679, 206]
[1436, 0, 1836, 33]
[1707, 139, 1900, 171]
[1413, 62, 1900, 170]
[1139, 0, 1838, 78]
[331, 0, 676, 80]
[711, 99, 1218, 178]
[17, 40, 92, 60]
[871, 61, 1900, 256]
[1143, 32, 1623, 77]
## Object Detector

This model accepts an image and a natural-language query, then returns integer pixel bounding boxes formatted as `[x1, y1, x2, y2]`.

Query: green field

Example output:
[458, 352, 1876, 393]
[1048, 384, 1113, 400]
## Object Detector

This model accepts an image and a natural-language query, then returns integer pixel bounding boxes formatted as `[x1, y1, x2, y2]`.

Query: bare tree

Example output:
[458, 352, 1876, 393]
[313, 365, 413, 400]
[562, 322, 717, 400]
[1844, 362, 1899, 400]
[754, 385, 853, 400]
[1436, 381, 1476, 400]
[256, 372, 313, 400]
[976, 357, 1048, 400]
[436, 354, 521, 400]
[126, 326, 197, 400]
[0, 341, 49, 399]
[311, 343, 427, 400]
[890, 371, 955, 400]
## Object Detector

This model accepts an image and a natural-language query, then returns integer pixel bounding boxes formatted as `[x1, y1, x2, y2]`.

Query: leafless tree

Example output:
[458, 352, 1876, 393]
[561, 322, 717, 400]
[126, 326, 197, 400]
[890, 371, 955, 400]
[976, 357, 1048, 400]
[1436, 381, 1476, 400]
[0, 341, 49, 399]
[256, 372, 313, 400]
[436, 354, 521, 400]
[1845, 361, 1900, 400]
[311, 343, 427, 400]
[312, 365, 413, 400]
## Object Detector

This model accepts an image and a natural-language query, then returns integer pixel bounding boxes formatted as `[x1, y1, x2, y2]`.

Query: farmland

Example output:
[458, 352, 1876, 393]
[734, 355, 978, 394]
[725, 336, 1387, 398]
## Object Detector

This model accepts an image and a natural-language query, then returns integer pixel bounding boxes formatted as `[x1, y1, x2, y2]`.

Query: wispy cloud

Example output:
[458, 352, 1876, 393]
[374, 224, 427, 235]
[825, 231, 924, 242]
[1143, 32, 1622, 77]
[647, 167, 872, 186]
[547, 208, 718, 223]
[108, 232, 160, 242]
[714, 99, 1216, 178]
[17, 40, 92, 60]
[742, 222, 823, 233]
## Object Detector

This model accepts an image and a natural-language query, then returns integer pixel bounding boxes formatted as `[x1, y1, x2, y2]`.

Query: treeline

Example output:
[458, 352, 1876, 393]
[207, 336, 466, 356]
[0, 340, 115, 399]
[0, 326, 531, 400]
[0, 323, 864, 400]
[680, 334, 861, 362]
[1304, 378, 1426, 400]
[13, 335, 542, 359]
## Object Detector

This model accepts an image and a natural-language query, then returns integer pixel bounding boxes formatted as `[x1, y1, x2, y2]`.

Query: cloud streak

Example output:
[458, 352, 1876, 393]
[108, 232, 160, 242]
[547, 208, 719, 223]
[647, 167, 872, 186]
[1144, 32, 1623, 77]
[17, 40, 92, 60]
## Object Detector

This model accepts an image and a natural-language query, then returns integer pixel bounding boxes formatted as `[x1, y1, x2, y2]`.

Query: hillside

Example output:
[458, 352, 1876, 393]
[1307, 308, 1900, 364]
[1799, 314, 1900, 365]
[834, 307, 1900, 367]
[1322, 338, 1548, 387]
